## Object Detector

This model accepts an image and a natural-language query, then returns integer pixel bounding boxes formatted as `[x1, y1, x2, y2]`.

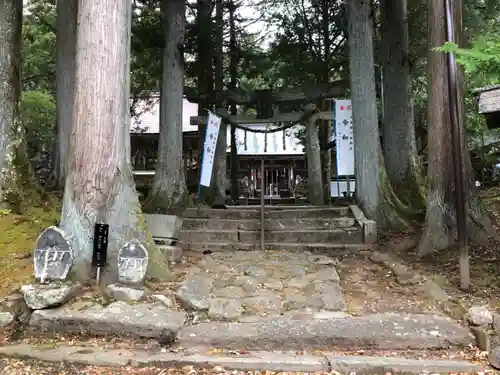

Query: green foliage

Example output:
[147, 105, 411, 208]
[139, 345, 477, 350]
[22, 0, 56, 92]
[20, 91, 56, 158]
[438, 39, 500, 80]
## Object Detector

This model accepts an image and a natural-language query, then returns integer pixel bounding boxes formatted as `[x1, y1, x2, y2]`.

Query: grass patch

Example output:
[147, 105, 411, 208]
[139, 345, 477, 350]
[0, 199, 60, 298]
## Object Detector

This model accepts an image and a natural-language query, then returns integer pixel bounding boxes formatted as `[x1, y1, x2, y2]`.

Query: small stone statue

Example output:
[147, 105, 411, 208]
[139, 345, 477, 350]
[117, 240, 148, 284]
[33, 226, 72, 283]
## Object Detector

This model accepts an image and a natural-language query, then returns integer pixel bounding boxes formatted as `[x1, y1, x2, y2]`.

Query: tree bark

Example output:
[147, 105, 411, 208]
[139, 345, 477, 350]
[0, 0, 22, 206]
[195, 0, 213, 203]
[306, 118, 324, 205]
[320, 1, 331, 203]
[196, 0, 213, 149]
[347, 0, 408, 228]
[418, 0, 493, 255]
[229, 0, 238, 202]
[54, 0, 77, 189]
[212, 0, 227, 206]
[379, 0, 425, 211]
[147, 0, 189, 214]
[60, 0, 173, 283]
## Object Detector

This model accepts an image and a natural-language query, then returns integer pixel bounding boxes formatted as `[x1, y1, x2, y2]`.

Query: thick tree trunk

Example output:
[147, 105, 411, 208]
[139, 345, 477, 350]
[379, 0, 425, 211]
[320, 1, 331, 204]
[196, 0, 213, 152]
[0, 0, 22, 206]
[60, 0, 173, 283]
[213, 0, 227, 206]
[195, 0, 213, 202]
[418, 0, 493, 255]
[347, 0, 407, 228]
[147, 0, 189, 214]
[54, 0, 77, 189]
[306, 119, 324, 205]
[229, 0, 238, 202]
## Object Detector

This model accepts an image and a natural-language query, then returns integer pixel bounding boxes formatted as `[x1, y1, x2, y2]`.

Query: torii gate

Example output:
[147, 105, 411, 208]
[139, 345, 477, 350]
[187, 80, 349, 206]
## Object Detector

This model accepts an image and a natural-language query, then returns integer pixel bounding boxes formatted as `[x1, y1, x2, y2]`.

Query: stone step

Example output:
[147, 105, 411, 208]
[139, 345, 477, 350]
[182, 206, 350, 220]
[177, 314, 473, 351]
[28, 301, 186, 341]
[179, 228, 363, 244]
[0, 344, 483, 374]
[182, 241, 369, 252]
[181, 217, 357, 231]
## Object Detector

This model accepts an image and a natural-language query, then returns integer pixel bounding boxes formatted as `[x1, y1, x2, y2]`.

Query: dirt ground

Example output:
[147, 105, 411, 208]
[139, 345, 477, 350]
[337, 251, 439, 315]
[382, 185, 500, 314]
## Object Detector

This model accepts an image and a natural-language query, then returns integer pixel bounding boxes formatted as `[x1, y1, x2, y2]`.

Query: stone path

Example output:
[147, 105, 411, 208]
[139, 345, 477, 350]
[175, 250, 347, 321]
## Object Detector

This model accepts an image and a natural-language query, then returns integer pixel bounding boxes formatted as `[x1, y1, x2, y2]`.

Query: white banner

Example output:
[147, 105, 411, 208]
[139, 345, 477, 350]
[199, 112, 222, 187]
[334, 100, 354, 176]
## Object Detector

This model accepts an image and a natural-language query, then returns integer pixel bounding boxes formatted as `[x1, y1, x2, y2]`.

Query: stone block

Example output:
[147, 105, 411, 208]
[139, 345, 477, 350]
[29, 301, 185, 340]
[363, 220, 377, 244]
[158, 244, 182, 262]
[144, 214, 182, 243]
[178, 313, 473, 350]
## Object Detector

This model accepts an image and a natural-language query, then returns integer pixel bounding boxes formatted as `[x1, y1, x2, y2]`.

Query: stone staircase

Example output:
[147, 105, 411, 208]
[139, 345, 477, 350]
[180, 205, 377, 252]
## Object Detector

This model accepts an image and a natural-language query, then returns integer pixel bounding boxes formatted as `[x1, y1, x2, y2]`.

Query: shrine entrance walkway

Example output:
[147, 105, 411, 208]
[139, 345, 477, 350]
[174, 248, 442, 323]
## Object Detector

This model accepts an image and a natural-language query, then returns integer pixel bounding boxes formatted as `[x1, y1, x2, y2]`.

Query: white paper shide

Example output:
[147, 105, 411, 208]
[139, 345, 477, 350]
[199, 112, 222, 187]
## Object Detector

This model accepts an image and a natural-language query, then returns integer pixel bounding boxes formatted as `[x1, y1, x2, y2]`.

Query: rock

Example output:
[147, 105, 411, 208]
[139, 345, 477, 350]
[242, 295, 282, 315]
[287, 277, 309, 289]
[0, 312, 15, 328]
[307, 268, 340, 283]
[208, 298, 243, 321]
[233, 276, 259, 293]
[470, 326, 490, 351]
[262, 280, 283, 291]
[318, 283, 347, 311]
[489, 346, 500, 369]
[213, 286, 245, 299]
[151, 294, 174, 309]
[29, 301, 185, 341]
[1, 293, 31, 324]
[307, 255, 337, 266]
[467, 305, 493, 326]
[243, 267, 268, 279]
[105, 284, 146, 302]
[418, 280, 450, 302]
[176, 274, 213, 311]
[369, 251, 423, 285]
[21, 283, 80, 310]
[283, 290, 308, 310]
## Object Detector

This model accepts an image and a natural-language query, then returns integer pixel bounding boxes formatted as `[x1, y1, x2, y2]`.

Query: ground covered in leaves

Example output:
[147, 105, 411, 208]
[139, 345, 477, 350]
[385, 185, 500, 313]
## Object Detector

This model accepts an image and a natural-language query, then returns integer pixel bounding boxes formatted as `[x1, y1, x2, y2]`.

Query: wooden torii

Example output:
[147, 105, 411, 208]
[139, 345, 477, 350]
[188, 80, 349, 206]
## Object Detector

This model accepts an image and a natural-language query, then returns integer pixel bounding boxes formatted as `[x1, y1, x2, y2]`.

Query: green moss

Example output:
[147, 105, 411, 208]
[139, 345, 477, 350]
[0, 198, 61, 297]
